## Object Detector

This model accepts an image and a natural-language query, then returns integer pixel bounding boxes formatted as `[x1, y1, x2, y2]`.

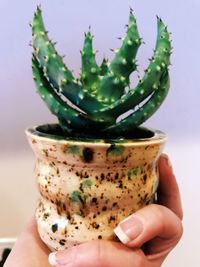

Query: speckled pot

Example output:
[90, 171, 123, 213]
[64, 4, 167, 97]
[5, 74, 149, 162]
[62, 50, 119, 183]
[26, 124, 166, 251]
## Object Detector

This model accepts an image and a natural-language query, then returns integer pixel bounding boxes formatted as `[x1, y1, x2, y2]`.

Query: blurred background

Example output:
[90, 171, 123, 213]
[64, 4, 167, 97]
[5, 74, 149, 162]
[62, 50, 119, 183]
[0, 0, 199, 265]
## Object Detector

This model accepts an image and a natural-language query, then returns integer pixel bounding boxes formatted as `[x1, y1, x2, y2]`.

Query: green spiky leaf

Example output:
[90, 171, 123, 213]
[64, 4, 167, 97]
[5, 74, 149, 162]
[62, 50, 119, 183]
[31, 7, 172, 138]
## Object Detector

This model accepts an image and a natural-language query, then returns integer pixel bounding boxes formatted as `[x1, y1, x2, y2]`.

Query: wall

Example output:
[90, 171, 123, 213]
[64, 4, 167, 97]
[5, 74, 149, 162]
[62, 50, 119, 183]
[0, 0, 199, 266]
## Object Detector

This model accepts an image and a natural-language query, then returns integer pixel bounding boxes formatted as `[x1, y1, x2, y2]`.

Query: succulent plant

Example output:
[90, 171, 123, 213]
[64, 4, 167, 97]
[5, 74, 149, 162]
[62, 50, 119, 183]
[31, 6, 172, 138]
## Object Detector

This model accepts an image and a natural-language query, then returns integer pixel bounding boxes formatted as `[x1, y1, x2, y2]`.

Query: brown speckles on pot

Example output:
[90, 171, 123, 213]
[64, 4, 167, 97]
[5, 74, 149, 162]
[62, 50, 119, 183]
[42, 149, 49, 157]
[59, 239, 66, 246]
[142, 174, 148, 184]
[26, 126, 166, 251]
[90, 221, 100, 229]
[82, 147, 94, 163]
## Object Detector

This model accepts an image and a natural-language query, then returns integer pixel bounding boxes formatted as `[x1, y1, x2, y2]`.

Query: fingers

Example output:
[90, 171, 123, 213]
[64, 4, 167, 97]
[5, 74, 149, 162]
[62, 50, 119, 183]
[48, 240, 147, 267]
[158, 154, 183, 220]
[114, 204, 182, 250]
[114, 154, 183, 261]
[114, 204, 183, 266]
[48, 204, 183, 267]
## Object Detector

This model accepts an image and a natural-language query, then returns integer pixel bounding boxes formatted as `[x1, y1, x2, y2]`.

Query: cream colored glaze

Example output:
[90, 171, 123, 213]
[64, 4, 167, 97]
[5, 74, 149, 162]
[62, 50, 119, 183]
[26, 126, 166, 251]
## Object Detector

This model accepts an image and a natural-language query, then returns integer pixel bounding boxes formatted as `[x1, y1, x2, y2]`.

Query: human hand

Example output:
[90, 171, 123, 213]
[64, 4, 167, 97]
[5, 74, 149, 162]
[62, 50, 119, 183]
[48, 154, 183, 267]
[4, 154, 183, 267]
[4, 216, 51, 267]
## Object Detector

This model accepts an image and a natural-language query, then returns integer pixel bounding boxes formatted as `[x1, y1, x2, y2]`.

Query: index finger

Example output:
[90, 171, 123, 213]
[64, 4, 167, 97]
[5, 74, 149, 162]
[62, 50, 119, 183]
[157, 154, 183, 220]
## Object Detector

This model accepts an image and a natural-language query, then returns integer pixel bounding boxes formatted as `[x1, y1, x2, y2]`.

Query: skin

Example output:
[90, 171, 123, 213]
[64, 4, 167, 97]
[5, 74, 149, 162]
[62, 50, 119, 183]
[4, 154, 183, 267]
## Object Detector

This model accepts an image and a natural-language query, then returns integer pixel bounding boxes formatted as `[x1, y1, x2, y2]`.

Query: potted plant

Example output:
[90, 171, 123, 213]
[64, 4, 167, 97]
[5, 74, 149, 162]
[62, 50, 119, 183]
[26, 6, 172, 251]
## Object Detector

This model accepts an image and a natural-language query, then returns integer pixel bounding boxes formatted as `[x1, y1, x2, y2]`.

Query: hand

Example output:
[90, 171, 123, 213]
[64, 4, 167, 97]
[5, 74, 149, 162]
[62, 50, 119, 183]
[5, 154, 183, 267]
[4, 217, 51, 267]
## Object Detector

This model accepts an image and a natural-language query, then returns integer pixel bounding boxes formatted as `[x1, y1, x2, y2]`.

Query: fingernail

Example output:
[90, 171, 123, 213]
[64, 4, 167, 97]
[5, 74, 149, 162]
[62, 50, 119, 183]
[49, 248, 76, 266]
[48, 252, 57, 266]
[114, 215, 143, 244]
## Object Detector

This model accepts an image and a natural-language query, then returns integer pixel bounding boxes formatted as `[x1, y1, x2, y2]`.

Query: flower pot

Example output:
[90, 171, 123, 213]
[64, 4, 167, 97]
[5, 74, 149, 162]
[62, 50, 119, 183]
[26, 124, 166, 251]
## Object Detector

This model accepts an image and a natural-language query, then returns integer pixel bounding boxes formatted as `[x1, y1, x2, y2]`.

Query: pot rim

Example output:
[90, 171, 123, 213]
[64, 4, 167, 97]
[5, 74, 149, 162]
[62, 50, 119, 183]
[25, 123, 167, 147]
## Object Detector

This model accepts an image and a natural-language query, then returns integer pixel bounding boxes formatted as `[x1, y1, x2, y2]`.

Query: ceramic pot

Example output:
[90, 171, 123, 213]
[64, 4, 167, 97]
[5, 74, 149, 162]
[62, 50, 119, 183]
[26, 124, 166, 251]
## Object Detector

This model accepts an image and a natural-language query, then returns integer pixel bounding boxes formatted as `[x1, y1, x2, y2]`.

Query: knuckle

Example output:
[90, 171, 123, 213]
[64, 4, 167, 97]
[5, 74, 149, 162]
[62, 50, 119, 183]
[148, 204, 166, 222]
[148, 204, 183, 242]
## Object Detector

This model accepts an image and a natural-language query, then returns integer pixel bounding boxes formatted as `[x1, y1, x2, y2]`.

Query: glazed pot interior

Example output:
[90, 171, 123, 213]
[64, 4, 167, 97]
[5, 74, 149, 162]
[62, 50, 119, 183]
[30, 123, 156, 142]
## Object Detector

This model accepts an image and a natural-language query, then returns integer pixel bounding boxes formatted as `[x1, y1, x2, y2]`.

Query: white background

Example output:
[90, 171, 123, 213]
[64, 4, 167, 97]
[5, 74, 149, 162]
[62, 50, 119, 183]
[0, 0, 199, 266]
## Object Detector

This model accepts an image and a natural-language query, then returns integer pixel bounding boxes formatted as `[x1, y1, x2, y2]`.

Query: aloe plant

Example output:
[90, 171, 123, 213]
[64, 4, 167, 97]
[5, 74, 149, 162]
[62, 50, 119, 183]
[32, 6, 172, 138]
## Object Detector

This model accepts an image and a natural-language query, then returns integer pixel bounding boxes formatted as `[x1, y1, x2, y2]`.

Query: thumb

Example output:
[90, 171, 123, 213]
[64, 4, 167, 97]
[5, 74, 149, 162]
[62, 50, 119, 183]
[114, 204, 183, 258]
